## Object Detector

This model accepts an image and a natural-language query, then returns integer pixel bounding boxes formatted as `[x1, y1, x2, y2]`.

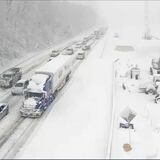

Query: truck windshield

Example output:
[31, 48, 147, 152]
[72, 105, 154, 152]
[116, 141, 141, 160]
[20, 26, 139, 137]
[15, 83, 23, 87]
[27, 92, 43, 98]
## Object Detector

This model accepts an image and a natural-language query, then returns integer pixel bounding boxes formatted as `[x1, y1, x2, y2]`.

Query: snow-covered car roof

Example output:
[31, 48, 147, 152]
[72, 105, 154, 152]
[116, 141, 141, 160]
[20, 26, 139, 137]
[16, 79, 28, 84]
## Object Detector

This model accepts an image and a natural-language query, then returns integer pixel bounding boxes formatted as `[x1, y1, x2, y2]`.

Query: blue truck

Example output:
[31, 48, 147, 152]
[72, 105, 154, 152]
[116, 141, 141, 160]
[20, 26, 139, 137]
[20, 54, 77, 118]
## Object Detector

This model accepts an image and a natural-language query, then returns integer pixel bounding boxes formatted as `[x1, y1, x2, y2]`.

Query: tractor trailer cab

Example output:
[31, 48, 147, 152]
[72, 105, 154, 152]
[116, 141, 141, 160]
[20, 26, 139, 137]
[20, 55, 77, 118]
[20, 73, 53, 117]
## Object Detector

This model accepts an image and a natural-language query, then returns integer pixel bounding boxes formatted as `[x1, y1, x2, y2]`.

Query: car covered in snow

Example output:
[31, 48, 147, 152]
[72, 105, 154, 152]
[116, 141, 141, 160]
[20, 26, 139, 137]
[50, 50, 60, 57]
[114, 33, 119, 38]
[82, 45, 90, 51]
[75, 42, 82, 49]
[76, 49, 85, 60]
[153, 74, 160, 86]
[11, 79, 29, 95]
[0, 103, 9, 120]
[150, 58, 160, 75]
[139, 80, 157, 94]
[0, 67, 22, 88]
[62, 48, 74, 55]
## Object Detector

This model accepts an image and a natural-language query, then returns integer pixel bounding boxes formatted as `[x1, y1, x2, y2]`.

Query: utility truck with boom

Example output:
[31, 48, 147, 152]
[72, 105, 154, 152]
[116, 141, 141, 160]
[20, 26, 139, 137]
[20, 55, 77, 118]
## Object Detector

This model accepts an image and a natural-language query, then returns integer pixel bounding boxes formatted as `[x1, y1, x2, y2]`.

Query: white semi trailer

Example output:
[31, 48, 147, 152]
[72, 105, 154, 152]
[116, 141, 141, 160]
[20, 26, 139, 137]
[20, 54, 77, 118]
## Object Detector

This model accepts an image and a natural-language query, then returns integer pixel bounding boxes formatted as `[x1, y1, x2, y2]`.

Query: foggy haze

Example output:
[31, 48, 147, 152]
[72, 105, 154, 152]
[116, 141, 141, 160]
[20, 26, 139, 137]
[85, 1, 160, 39]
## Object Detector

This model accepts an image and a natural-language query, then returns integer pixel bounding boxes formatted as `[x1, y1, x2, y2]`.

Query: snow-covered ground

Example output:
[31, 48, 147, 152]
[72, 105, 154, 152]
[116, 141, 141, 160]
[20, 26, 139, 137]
[111, 37, 160, 158]
[14, 30, 114, 159]
[0, 29, 104, 158]
[2, 25, 160, 159]
[0, 28, 97, 102]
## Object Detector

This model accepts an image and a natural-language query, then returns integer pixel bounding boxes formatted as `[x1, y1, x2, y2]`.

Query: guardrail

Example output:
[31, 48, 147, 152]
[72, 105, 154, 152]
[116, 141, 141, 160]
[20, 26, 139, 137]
[106, 58, 119, 159]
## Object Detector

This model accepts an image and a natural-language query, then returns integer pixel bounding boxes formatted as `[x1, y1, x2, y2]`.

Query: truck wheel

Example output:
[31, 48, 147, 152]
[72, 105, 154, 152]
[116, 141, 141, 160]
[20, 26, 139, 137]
[155, 99, 157, 103]
[50, 95, 54, 103]
[150, 67, 153, 75]
[53, 90, 58, 98]
[5, 108, 9, 115]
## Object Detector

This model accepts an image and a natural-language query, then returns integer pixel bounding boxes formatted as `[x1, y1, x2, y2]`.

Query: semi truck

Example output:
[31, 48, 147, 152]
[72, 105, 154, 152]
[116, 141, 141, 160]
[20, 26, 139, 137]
[20, 55, 77, 118]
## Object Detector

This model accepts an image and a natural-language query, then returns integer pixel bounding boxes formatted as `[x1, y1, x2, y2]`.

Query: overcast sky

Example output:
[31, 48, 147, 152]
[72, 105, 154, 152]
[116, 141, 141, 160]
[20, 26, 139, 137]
[77, 1, 160, 39]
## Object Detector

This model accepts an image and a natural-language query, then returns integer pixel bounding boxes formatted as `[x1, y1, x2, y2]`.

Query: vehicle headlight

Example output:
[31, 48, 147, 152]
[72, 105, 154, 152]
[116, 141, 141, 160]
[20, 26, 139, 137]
[34, 109, 41, 113]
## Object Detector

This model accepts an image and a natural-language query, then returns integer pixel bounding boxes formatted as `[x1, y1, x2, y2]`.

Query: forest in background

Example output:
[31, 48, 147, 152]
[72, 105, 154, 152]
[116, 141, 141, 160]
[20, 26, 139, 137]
[0, 1, 99, 66]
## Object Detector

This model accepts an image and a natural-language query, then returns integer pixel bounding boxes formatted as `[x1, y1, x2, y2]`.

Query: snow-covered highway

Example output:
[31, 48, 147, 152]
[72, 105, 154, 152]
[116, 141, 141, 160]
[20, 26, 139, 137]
[0, 28, 105, 158]
[14, 30, 114, 159]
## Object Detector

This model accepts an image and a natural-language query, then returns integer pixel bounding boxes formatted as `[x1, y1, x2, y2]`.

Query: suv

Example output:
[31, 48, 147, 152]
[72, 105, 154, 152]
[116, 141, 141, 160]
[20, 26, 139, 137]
[77, 50, 85, 60]
[82, 45, 90, 51]
[0, 103, 9, 120]
[50, 50, 60, 57]
[11, 79, 29, 95]
[0, 67, 22, 88]
[62, 48, 74, 55]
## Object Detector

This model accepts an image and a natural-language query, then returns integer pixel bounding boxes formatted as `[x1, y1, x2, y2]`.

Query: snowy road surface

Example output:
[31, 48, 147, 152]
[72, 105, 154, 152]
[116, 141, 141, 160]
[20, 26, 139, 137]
[0, 29, 103, 158]
[15, 31, 114, 159]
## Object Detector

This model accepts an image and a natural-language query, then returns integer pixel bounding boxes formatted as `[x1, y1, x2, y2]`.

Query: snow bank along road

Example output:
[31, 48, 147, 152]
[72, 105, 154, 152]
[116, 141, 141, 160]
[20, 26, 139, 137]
[13, 30, 115, 159]
[0, 30, 105, 159]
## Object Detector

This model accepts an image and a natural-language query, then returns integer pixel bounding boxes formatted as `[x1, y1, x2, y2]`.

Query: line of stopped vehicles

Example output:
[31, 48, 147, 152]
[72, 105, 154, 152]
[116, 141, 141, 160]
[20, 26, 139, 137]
[0, 28, 106, 119]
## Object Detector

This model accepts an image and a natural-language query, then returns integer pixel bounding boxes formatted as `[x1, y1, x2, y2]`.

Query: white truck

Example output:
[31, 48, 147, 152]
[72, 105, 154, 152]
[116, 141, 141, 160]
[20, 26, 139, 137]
[20, 55, 77, 118]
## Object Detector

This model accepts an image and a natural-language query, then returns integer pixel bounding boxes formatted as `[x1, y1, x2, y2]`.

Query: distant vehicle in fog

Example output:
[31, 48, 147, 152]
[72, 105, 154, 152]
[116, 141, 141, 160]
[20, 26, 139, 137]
[114, 33, 119, 38]
[0, 103, 9, 120]
[0, 67, 22, 88]
[62, 48, 74, 55]
[75, 42, 82, 49]
[82, 45, 90, 51]
[77, 50, 85, 60]
[11, 79, 29, 95]
[50, 50, 60, 57]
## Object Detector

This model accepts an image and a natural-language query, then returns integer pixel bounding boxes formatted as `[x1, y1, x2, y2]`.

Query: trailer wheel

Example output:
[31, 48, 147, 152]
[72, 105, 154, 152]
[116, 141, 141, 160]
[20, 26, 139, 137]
[53, 90, 58, 99]
[66, 74, 70, 82]
[150, 67, 153, 75]
[130, 72, 133, 79]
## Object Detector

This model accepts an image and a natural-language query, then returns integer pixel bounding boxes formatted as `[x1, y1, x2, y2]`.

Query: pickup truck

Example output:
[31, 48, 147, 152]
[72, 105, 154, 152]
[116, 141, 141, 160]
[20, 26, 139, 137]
[0, 67, 22, 88]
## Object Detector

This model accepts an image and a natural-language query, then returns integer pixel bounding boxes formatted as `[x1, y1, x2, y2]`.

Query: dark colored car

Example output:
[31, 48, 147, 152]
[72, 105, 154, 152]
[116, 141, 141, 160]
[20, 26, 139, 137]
[0, 103, 9, 120]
